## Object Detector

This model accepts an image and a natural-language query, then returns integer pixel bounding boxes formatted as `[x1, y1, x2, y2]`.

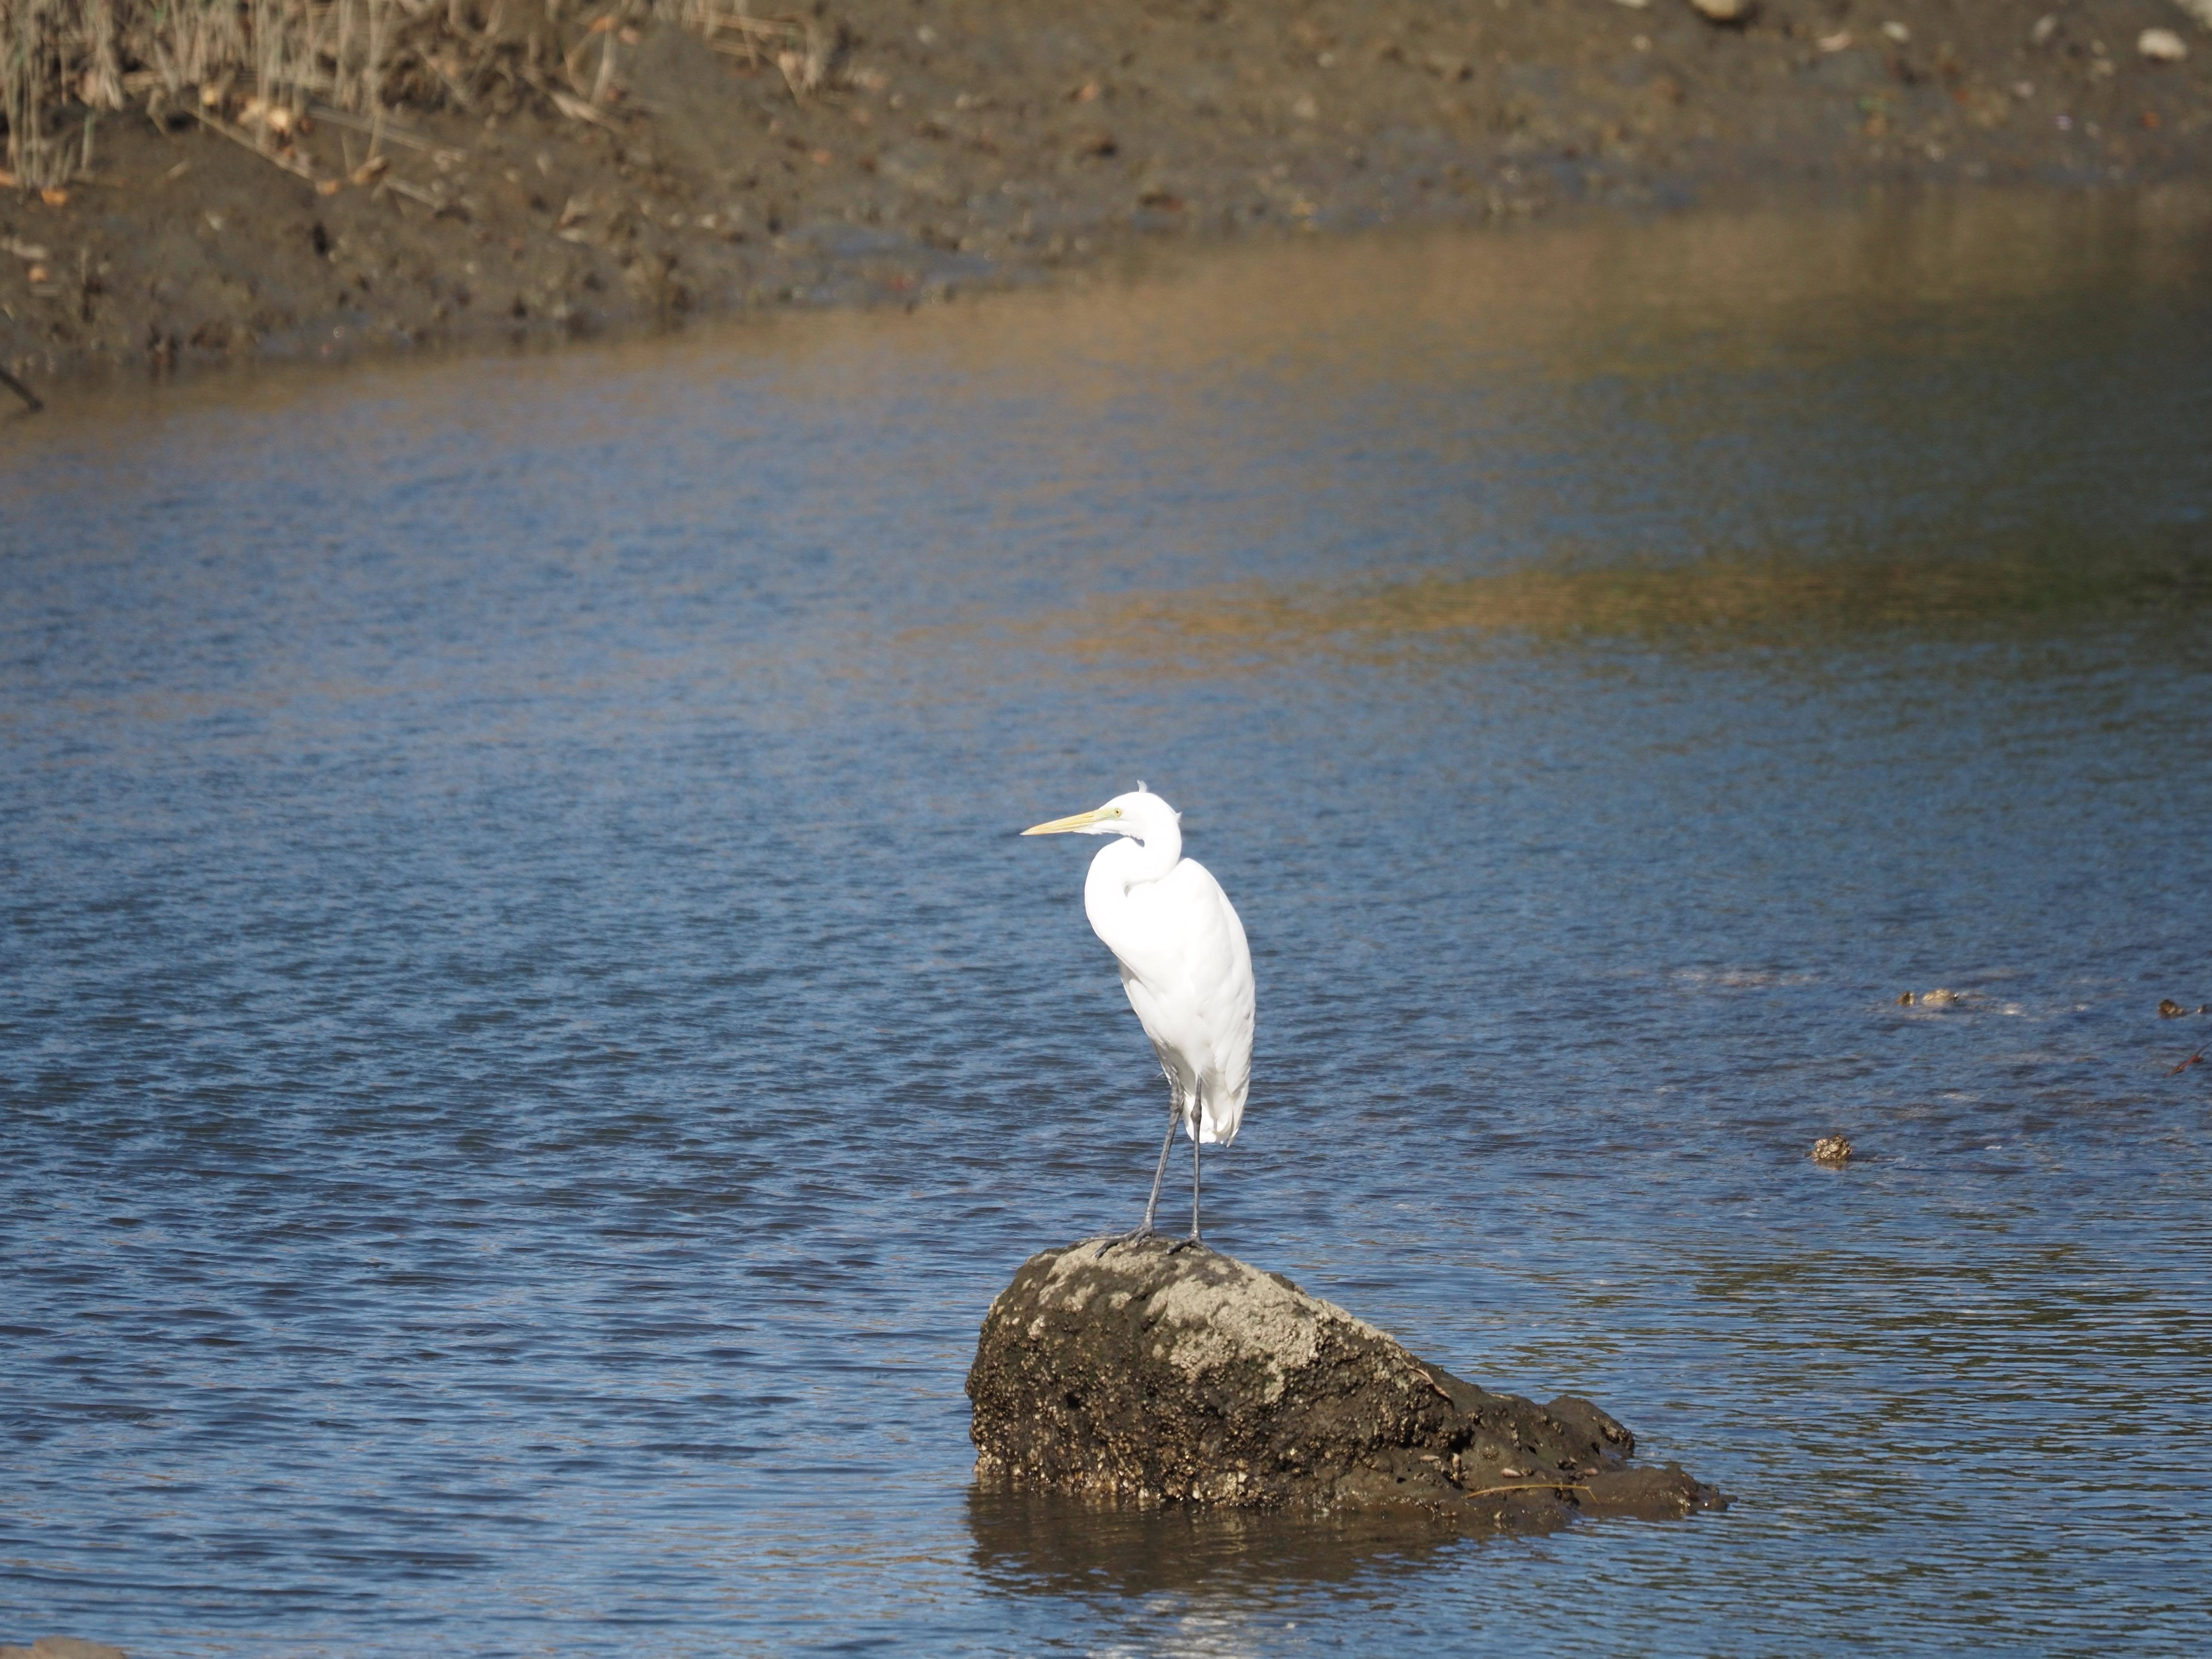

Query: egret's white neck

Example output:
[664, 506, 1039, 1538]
[1099, 807, 1182, 888]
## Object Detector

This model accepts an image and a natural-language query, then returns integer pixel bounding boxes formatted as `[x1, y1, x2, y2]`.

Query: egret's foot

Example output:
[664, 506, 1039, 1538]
[1168, 1233, 1206, 1256]
[1095, 1225, 1162, 1257]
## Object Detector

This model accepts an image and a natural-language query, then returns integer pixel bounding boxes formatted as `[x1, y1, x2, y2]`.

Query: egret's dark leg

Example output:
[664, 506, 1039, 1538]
[1098, 1097, 1182, 1256]
[1170, 1089, 1206, 1253]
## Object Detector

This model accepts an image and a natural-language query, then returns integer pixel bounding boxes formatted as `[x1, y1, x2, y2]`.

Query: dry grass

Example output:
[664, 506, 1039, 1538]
[6, 0, 393, 186]
[0, 0, 826, 189]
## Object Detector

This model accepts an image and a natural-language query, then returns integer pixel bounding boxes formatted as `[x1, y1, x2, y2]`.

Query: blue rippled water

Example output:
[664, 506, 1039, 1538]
[5, 192, 2211, 1655]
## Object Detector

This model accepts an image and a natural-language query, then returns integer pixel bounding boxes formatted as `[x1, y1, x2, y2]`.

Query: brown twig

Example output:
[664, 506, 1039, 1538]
[190, 107, 323, 186]
[0, 363, 43, 413]
[697, 8, 801, 63]
[1458, 1481, 1592, 1499]
[547, 87, 618, 128]
[308, 104, 459, 162]
[2172, 1048, 2204, 1077]
[376, 175, 441, 207]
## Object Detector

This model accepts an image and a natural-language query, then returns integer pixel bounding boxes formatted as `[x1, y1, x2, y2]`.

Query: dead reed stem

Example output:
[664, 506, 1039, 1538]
[1, 0, 797, 190]
[1, 0, 399, 187]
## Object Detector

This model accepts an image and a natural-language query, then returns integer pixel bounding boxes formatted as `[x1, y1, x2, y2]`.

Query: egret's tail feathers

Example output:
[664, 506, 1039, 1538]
[1184, 1091, 1242, 1146]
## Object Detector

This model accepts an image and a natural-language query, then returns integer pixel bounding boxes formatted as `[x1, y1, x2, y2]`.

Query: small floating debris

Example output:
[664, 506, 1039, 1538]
[1812, 1135, 1854, 1166]
[2157, 998, 2205, 1018]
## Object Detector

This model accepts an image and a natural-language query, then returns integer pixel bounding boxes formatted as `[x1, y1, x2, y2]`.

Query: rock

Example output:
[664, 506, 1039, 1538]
[1812, 1134, 1854, 1166]
[2139, 27, 2190, 61]
[1687, 0, 1755, 23]
[1898, 987, 1965, 1008]
[967, 1237, 1724, 1534]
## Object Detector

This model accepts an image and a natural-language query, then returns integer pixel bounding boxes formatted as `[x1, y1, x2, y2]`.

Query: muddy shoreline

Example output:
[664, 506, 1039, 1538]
[4, 0, 2208, 405]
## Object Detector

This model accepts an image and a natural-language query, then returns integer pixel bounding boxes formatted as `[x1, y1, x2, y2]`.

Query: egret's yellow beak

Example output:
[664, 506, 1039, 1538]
[1022, 807, 1107, 836]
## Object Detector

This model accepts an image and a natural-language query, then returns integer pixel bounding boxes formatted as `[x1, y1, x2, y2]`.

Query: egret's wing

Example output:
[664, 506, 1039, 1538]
[1114, 859, 1254, 1142]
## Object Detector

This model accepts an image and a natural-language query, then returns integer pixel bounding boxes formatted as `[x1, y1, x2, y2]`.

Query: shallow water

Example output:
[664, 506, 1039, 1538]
[5, 191, 2212, 1656]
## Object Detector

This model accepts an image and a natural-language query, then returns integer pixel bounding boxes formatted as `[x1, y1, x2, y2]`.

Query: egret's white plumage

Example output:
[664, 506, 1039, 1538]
[1023, 785, 1254, 1244]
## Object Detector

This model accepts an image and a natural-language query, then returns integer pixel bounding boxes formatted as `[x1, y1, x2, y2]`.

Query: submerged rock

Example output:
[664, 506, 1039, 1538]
[968, 1238, 1724, 1534]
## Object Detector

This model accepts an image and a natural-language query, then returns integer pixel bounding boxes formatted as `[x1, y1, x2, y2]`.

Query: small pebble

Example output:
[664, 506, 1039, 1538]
[2139, 28, 2189, 62]
[1812, 1135, 1853, 1166]
[1688, 0, 1755, 23]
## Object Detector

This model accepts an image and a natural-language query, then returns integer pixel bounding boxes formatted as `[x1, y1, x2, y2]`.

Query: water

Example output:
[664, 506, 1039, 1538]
[5, 190, 2211, 1656]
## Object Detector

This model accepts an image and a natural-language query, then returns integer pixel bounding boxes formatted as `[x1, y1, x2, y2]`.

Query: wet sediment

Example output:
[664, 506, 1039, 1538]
[4, 0, 2209, 399]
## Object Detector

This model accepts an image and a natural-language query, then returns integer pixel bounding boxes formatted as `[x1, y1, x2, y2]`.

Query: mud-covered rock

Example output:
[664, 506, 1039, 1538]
[968, 1237, 1724, 1535]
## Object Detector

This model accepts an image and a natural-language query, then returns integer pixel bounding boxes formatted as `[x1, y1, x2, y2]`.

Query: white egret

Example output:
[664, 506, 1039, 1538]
[1022, 784, 1254, 1249]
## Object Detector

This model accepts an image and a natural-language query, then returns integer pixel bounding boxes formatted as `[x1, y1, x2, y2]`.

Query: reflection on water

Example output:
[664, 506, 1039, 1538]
[981, 541, 2212, 668]
[3, 190, 2211, 1656]
[966, 1487, 1467, 1600]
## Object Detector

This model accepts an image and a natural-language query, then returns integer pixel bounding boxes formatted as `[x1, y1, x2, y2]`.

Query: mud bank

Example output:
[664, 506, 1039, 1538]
[969, 1237, 1724, 1534]
[4, 0, 2209, 402]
